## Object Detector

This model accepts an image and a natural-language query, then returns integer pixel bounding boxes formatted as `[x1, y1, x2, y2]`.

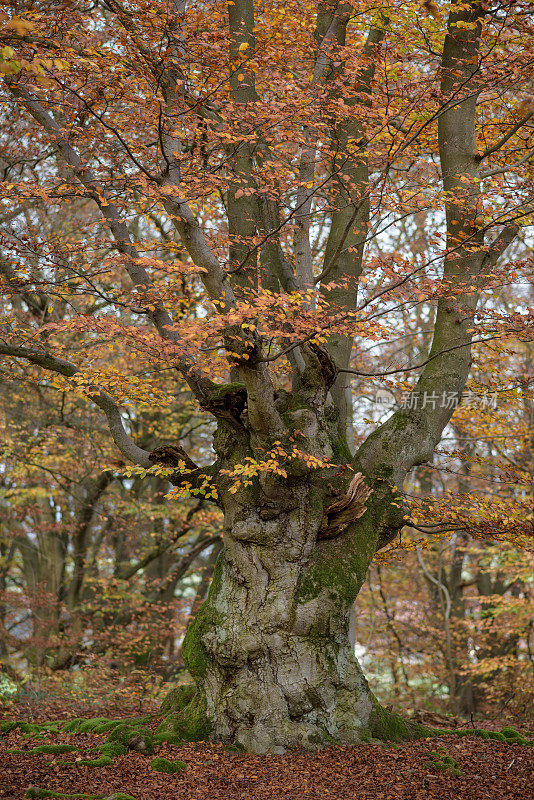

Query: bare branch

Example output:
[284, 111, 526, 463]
[477, 111, 534, 161]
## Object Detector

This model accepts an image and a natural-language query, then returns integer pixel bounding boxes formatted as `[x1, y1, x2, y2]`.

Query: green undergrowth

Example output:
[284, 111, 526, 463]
[61, 716, 152, 735]
[150, 756, 187, 774]
[223, 743, 246, 753]
[32, 744, 78, 754]
[369, 699, 432, 742]
[1, 720, 61, 737]
[4, 707, 533, 763]
[78, 755, 113, 767]
[107, 721, 154, 753]
[159, 684, 196, 716]
[425, 748, 463, 777]
[95, 741, 128, 758]
[1, 715, 155, 769]
[155, 686, 210, 744]
[26, 790, 102, 799]
[26, 790, 137, 800]
[429, 725, 533, 747]
[105, 795, 138, 800]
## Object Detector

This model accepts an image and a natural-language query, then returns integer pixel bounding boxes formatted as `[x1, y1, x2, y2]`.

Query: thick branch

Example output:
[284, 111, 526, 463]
[319, 16, 387, 447]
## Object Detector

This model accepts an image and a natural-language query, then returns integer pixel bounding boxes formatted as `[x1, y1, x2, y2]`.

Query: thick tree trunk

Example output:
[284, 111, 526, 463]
[157, 456, 416, 751]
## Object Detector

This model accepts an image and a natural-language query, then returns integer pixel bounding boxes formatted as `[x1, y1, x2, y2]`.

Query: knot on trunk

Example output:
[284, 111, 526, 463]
[148, 444, 199, 472]
[201, 382, 248, 429]
[318, 472, 372, 540]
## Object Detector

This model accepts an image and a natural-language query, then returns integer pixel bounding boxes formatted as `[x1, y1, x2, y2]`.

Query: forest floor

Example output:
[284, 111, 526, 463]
[1, 700, 532, 800]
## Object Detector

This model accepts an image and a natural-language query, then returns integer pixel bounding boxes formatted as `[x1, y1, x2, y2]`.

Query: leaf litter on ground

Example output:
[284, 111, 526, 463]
[1, 701, 533, 800]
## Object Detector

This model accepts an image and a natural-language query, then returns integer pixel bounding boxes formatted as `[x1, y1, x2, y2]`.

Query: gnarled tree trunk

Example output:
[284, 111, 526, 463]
[156, 398, 413, 752]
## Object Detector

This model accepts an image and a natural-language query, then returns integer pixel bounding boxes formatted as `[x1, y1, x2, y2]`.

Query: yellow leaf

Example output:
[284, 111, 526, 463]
[4, 18, 36, 35]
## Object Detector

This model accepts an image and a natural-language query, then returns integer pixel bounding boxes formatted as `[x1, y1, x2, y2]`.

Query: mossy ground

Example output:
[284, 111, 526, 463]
[425, 749, 463, 777]
[149, 756, 187, 774]
[26, 791, 137, 800]
[26, 790, 103, 799]
[2, 709, 532, 800]
[368, 698, 432, 742]
[2, 706, 533, 755]
[31, 745, 78, 754]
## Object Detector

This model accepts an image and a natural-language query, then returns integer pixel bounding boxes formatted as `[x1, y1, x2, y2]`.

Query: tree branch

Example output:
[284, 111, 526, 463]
[0, 342, 152, 467]
[4, 79, 216, 403]
[477, 111, 534, 161]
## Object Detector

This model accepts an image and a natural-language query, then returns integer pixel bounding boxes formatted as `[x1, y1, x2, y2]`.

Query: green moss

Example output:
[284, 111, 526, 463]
[150, 757, 187, 774]
[60, 717, 134, 735]
[390, 412, 410, 433]
[298, 514, 377, 606]
[181, 554, 224, 681]
[92, 721, 119, 735]
[78, 755, 113, 767]
[487, 731, 506, 741]
[210, 381, 246, 400]
[77, 718, 113, 734]
[130, 715, 153, 725]
[26, 790, 103, 799]
[105, 795, 138, 800]
[97, 742, 128, 758]
[31, 744, 78, 754]
[369, 697, 430, 742]
[0, 720, 18, 734]
[223, 743, 246, 753]
[19, 722, 46, 736]
[160, 683, 196, 715]
[425, 753, 463, 777]
[62, 719, 83, 733]
[430, 725, 530, 745]
[331, 432, 353, 464]
[156, 690, 211, 743]
[107, 723, 153, 754]
[501, 726, 525, 742]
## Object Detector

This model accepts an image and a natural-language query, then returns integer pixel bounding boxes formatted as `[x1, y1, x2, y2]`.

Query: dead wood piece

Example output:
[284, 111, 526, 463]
[319, 472, 372, 539]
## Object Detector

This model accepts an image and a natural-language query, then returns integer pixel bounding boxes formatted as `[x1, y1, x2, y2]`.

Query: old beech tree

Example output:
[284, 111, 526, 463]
[1, 1, 532, 751]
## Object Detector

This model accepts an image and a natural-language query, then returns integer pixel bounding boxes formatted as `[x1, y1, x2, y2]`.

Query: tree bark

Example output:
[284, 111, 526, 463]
[156, 402, 418, 753]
